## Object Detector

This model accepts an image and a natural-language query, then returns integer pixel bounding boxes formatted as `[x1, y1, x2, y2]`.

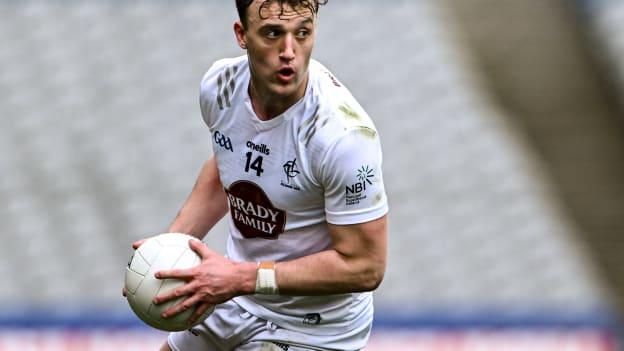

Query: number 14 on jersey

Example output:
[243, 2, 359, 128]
[245, 152, 264, 177]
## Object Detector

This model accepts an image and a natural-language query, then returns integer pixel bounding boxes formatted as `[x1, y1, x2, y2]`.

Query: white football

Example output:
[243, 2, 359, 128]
[125, 233, 214, 331]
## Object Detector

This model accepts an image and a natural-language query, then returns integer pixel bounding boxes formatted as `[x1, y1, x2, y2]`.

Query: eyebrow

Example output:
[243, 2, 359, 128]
[258, 17, 314, 30]
[298, 18, 314, 26]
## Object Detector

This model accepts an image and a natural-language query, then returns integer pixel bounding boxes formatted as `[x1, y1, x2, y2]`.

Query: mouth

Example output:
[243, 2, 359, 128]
[276, 67, 296, 82]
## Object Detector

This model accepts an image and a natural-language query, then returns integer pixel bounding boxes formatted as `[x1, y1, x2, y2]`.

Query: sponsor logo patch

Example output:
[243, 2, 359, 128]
[225, 181, 286, 239]
[246, 140, 270, 155]
[345, 165, 374, 205]
[214, 130, 233, 152]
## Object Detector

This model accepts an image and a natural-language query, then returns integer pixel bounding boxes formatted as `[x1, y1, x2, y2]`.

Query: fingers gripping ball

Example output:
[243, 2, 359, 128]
[125, 233, 214, 331]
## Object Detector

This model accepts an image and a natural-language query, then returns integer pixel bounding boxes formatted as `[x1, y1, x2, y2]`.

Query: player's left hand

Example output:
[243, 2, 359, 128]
[152, 239, 245, 324]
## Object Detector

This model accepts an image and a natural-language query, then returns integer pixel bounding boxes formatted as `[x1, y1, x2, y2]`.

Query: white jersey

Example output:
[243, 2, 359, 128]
[199, 55, 388, 336]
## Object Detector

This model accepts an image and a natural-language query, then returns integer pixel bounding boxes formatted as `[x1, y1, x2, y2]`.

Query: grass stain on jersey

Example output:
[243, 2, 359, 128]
[339, 103, 361, 122]
[355, 126, 377, 139]
[374, 192, 384, 204]
[339, 103, 377, 139]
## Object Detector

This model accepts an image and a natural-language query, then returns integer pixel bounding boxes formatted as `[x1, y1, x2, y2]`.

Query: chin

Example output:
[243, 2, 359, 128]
[270, 84, 300, 98]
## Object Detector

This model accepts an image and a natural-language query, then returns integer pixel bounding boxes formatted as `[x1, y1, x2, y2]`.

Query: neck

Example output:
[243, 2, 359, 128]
[248, 75, 308, 121]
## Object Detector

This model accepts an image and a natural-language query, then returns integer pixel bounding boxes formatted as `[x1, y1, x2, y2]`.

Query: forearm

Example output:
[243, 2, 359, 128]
[279, 249, 385, 294]
[233, 249, 385, 296]
[168, 156, 228, 239]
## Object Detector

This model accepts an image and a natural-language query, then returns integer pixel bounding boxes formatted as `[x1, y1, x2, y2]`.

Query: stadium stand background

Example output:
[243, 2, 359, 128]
[0, 0, 621, 349]
[443, 0, 624, 318]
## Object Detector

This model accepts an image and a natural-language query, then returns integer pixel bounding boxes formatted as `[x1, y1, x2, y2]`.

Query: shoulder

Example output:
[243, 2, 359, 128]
[299, 60, 381, 184]
[200, 56, 248, 99]
[304, 60, 379, 150]
[199, 56, 248, 129]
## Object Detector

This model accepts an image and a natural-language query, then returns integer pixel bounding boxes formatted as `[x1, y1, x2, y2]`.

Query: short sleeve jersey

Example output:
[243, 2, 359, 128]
[199, 56, 388, 336]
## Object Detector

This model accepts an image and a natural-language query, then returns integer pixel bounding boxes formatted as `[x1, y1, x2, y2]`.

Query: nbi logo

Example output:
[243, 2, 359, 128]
[346, 181, 367, 195]
[345, 166, 374, 205]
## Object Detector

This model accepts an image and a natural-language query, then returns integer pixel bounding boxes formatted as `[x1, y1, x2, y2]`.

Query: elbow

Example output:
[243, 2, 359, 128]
[363, 274, 384, 292]
[359, 264, 386, 292]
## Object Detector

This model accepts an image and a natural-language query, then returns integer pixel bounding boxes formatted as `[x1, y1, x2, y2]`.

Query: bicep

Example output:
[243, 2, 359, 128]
[320, 129, 389, 274]
[196, 156, 228, 212]
[169, 155, 228, 236]
[328, 215, 388, 267]
[196, 156, 223, 190]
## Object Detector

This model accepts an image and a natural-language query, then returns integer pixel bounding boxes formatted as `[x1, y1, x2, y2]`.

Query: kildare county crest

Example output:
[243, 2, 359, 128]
[280, 158, 301, 191]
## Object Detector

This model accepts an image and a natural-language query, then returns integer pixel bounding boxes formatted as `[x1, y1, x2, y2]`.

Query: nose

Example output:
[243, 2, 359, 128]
[280, 34, 295, 61]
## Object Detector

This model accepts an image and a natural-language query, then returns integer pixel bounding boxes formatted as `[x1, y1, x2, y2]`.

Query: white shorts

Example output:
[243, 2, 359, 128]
[167, 300, 370, 351]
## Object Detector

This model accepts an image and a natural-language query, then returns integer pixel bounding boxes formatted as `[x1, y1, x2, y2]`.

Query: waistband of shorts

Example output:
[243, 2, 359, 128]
[232, 295, 373, 336]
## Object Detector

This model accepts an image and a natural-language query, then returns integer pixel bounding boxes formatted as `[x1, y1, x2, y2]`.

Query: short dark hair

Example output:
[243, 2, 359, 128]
[236, 0, 328, 29]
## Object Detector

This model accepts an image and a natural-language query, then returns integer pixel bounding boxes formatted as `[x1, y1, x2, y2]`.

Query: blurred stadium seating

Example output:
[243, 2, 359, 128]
[0, 0, 621, 349]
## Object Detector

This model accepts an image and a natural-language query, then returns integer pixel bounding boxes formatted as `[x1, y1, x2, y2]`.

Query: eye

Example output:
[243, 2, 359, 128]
[296, 29, 310, 39]
[265, 29, 281, 39]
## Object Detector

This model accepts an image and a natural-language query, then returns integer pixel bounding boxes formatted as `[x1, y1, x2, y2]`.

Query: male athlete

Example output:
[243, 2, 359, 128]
[129, 1, 388, 350]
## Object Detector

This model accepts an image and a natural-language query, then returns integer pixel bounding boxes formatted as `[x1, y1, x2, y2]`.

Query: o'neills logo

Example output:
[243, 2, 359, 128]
[225, 180, 286, 239]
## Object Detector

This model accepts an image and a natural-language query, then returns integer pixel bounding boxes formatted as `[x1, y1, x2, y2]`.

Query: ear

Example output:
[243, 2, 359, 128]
[234, 21, 247, 50]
